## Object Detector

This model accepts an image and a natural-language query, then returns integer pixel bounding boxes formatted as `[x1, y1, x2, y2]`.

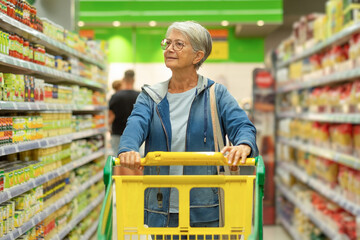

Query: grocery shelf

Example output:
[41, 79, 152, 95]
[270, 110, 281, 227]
[80, 220, 99, 240]
[278, 67, 360, 92]
[253, 88, 275, 95]
[0, 171, 103, 240]
[0, 101, 107, 111]
[278, 217, 302, 240]
[278, 137, 360, 170]
[0, 148, 105, 205]
[0, 53, 106, 91]
[276, 179, 349, 240]
[72, 127, 107, 140]
[276, 67, 360, 93]
[50, 194, 104, 240]
[277, 21, 360, 69]
[72, 105, 107, 112]
[0, 135, 70, 156]
[0, 127, 107, 156]
[0, 12, 105, 70]
[279, 161, 360, 216]
[277, 111, 360, 124]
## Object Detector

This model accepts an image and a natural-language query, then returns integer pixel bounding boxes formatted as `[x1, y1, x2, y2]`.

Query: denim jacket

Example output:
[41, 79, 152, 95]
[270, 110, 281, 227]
[118, 75, 258, 227]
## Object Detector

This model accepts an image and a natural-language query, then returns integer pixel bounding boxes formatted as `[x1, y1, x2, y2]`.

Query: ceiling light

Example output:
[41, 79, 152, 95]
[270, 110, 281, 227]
[257, 20, 264, 27]
[149, 21, 157, 27]
[112, 21, 121, 27]
[77, 21, 85, 27]
[221, 20, 229, 26]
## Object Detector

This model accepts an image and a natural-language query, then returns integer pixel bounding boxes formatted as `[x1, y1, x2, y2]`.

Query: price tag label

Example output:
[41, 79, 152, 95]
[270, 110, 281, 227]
[6, 190, 11, 200]
[39, 139, 47, 147]
[1, 102, 15, 110]
[17, 102, 28, 110]
[4, 145, 16, 155]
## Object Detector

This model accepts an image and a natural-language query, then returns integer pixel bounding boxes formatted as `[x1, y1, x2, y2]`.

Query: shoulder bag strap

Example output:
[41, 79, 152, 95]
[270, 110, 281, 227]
[209, 84, 231, 175]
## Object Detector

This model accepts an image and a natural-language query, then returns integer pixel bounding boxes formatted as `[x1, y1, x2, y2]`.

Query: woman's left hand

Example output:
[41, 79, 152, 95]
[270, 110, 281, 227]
[221, 144, 251, 171]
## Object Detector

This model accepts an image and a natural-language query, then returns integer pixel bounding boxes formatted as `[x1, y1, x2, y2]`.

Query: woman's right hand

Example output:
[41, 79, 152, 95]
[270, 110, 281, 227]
[118, 151, 143, 170]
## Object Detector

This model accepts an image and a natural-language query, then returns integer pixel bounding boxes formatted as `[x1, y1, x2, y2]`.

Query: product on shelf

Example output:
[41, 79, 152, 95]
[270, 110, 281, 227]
[3, 159, 104, 238]
[65, 203, 101, 239]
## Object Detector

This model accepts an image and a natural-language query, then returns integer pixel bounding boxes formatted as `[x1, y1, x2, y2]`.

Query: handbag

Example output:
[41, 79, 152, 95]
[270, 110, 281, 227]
[209, 83, 239, 227]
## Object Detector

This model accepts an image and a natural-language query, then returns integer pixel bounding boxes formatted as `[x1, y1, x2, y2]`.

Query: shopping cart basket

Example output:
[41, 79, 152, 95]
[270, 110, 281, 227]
[97, 152, 264, 240]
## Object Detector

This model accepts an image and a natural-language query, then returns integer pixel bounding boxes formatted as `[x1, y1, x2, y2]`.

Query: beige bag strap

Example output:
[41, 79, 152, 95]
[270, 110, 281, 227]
[209, 84, 231, 175]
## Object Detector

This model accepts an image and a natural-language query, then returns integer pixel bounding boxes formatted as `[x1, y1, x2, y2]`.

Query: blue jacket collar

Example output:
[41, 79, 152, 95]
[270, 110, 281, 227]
[142, 74, 212, 104]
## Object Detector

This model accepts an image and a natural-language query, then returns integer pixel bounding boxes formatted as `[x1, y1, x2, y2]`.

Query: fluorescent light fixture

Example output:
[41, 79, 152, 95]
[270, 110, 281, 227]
[257, 20, 264, 26]
[221, 20, 229, 26]
[112, 21, 121, 27]
[77, 21, 85, 27]
[149, 21, 157, 27]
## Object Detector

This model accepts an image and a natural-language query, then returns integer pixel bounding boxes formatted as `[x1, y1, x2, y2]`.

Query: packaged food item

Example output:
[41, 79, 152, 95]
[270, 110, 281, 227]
[331, 123, 353, 154]
[353, 125, 360, 157]
[326, 0, 343, 36]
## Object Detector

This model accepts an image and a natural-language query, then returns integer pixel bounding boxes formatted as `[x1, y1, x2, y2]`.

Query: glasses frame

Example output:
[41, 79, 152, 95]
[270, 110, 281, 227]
[161, 38, 186, 51]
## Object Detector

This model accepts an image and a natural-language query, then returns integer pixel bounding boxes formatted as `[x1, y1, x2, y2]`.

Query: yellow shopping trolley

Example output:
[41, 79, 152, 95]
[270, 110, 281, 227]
[97, 152, 264, 240]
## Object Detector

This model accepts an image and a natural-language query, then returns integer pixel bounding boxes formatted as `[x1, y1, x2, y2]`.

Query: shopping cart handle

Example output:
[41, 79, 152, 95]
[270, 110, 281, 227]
[114, 151, 255, 166]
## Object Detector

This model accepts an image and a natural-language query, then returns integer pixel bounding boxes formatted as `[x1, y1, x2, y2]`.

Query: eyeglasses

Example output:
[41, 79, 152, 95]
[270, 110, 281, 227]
[161, 39, 186, 51]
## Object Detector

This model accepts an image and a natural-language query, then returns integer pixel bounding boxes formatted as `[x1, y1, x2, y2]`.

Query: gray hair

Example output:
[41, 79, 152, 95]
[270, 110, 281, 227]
[166, 21, 212, 70]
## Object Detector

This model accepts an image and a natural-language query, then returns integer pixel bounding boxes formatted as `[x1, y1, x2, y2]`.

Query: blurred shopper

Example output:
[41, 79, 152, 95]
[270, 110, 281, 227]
[109, 70, 141, 175]
[112, 80, 122, 92]
[118, 21, 258, 227]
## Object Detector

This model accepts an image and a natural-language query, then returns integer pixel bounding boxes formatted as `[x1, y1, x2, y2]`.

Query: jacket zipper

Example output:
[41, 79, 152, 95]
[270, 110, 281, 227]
[156, 106, 170, 152]
[156, 106, 171, 226]
[184, 94, 198, 166]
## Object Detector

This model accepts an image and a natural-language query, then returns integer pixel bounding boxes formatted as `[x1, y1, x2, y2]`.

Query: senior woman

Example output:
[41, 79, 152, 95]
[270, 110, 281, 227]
[118, 21, 258, 227]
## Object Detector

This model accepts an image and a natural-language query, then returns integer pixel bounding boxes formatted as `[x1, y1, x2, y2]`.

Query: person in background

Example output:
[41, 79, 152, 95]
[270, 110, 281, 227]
[109, 70, 141, 175]
[118, 21, 258, 227]
[112, 80, 122, 92]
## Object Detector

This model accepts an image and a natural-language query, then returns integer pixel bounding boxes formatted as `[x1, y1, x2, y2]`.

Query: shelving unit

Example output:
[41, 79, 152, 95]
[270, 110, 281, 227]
[277, 111, 360, 123]
[0, 101, 106, 111]
[0, 12, 105, 69]
[278, 161, 360, 216]
[278, 137, 360, 170]
[275, 179, 349, 240]
[277, 20, 360, 69]
[278, 217, 302, 240]
[0, 127, 107, 156]
[50, 194, 104, 240]
[0, 6, 107, 239]
[0, 149, 105, 204]
[274, 10, 360, 240]
[0, 53, 105, 90]
[276, 66, 360, 93]
[0, 172, 103, 240]
[81, 220, 99, 240]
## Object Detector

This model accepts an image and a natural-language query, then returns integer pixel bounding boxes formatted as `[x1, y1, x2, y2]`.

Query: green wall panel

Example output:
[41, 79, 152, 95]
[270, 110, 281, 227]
[92, 27, 263, 63]
[135, 28, 166, 62]
[80, 0, 282, 24]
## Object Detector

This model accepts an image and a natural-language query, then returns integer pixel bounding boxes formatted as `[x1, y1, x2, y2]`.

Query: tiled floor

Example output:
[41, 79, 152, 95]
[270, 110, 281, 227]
[263, 225, 291, 240]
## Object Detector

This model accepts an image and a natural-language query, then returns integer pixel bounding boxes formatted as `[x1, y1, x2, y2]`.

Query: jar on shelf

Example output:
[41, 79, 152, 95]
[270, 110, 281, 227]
[1, 0, 7, 14]
[29, 43, 33, 62]
[19, 36, 24, 60]
[9, 33, 15, 57]
[55, 56, 63, 71]
[23, 40, 29, 61]
[34, 44, 45, 65]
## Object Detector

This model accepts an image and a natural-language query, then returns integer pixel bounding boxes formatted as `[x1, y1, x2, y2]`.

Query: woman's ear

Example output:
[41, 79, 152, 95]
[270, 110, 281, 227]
[193, 51, 205, 65]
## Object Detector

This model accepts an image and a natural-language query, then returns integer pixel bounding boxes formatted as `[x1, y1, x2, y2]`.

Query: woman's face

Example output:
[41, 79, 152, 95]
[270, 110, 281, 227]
[163, 29, 198, 70]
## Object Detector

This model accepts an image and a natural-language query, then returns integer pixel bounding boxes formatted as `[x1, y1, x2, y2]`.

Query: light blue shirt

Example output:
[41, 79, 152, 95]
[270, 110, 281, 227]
[167, 87, 196, 213]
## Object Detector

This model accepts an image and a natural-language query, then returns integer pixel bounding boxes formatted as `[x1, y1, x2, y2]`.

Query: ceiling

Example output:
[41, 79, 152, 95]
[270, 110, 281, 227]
[79, 0, 283, 37]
